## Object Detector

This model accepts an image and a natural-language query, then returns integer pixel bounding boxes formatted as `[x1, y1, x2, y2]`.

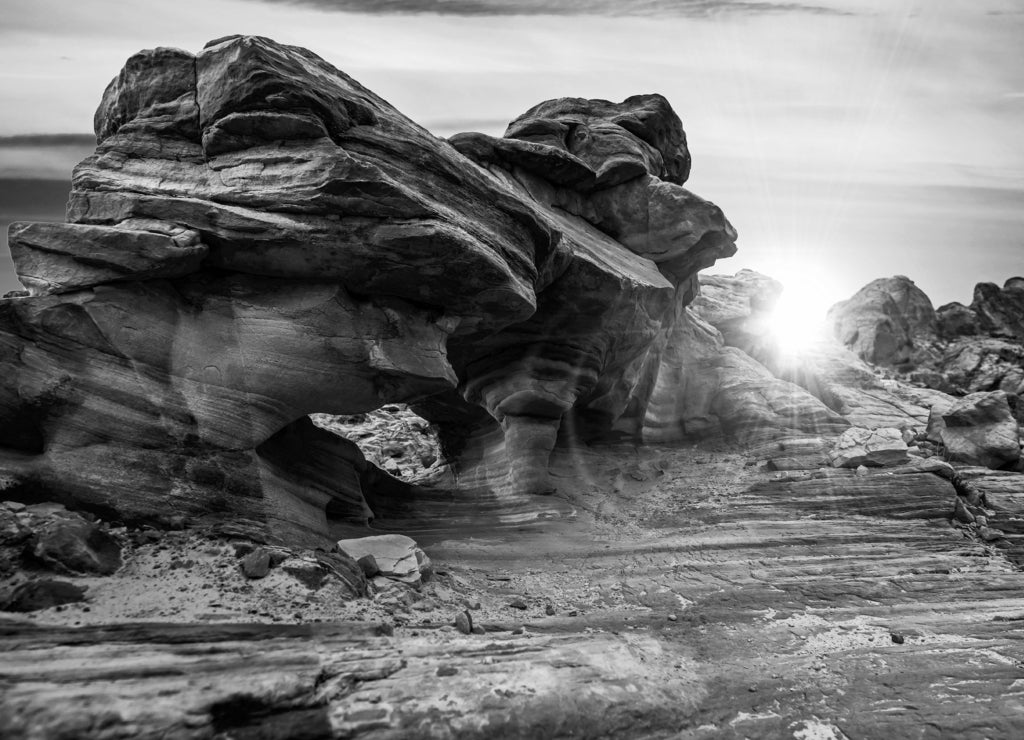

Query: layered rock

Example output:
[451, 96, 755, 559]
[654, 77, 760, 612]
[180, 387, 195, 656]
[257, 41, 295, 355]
[0, 35, 756, 543]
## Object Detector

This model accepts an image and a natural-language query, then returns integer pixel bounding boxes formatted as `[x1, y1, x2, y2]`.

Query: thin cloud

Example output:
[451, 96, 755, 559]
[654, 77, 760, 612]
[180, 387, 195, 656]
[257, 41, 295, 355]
[260, 0, 851, 17]
[0, 134, 94, 148]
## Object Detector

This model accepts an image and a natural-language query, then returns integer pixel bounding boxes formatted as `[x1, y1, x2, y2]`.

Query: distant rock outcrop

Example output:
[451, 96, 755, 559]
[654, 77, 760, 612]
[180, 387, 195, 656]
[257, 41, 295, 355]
[830, 275, 1024, 399]
[827, 275, 937, 368]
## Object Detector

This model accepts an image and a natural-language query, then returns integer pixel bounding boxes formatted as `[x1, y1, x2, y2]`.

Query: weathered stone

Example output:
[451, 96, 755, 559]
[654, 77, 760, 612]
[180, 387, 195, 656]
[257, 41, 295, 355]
[939, 391, 1021, 469]
[280, 557, 325, 589]
[0, 509, 30, 547]
[936, 301, 979, 339]
[940, 337, 1024, 395]
[312, 551, 367, 597]
[828, 427, 909, 468]
[454, 610, 473, 635]
[828, 276, 937, 367]
[30, 512, 122, 575]
[504, 93, 691, 187]
[95, 46, 199, 143]
[240, 549, 272, 579]
[356, 554, 380, 578]
[1, 579, 87, 612]
[337, 535, 428, 585]
[971, 278, 1024, 341]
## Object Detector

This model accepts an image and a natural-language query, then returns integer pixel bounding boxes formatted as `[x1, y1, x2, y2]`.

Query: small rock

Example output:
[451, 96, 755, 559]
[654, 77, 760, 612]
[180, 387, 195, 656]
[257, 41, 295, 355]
[280, 557, 325, 589]
[357, 554, 380, 578]
[0, 509, 31, 546]
[240, 548, 272, 579]
[545, 604, 556, 616]
[953, 498, 976, 524]
[231, 540, 257, 557]
[1, 579, 87, 612]
[667, 614, 678, 622]
[511, 626, 524, 635]
[436, 665, 458, 677]
[377, 622, 394, 637]
[268, 549, 290, 567]
[508, 598, 528, 610]
[454, 610, 473, 635]
[978, 526, 1003, 542]
[890, 632, 905, 644]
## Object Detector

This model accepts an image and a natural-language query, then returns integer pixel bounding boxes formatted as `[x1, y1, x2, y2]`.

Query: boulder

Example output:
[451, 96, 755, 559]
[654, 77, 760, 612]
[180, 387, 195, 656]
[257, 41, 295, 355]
[936, 301, 979, 339]
[336, 534, 430, 585]
[828, 427, 909, 468]
[29, 511, 122, 575]
[0, 579, 87, 612]
[971, 279, 1024, 341]
[937, 391, 1021, 469]
[240, 549, 272, 579]
[827, 276, 937, 367]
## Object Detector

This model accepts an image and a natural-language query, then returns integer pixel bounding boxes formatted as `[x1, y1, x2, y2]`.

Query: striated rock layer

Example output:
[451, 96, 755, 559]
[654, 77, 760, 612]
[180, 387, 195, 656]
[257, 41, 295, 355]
[0, 35, 838, 545]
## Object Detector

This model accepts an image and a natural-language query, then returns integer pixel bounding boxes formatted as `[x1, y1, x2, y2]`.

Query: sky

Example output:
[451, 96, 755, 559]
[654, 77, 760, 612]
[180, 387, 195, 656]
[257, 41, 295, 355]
[0, 0, 1021, 318]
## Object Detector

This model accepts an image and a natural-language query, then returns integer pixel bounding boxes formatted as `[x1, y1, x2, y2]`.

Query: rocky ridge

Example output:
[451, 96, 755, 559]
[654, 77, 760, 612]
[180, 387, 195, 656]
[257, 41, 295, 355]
[829, 275, 1024, 397]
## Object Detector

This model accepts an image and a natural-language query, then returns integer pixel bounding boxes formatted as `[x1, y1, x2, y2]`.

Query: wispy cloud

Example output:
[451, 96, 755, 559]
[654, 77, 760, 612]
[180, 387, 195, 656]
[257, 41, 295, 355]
[260, 0, 850, 17]
[0, 134, 93, 147]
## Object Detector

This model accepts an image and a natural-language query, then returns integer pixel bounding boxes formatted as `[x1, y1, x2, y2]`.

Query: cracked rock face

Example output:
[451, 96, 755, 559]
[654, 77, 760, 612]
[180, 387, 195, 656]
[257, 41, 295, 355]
[0, 35, 754, 544]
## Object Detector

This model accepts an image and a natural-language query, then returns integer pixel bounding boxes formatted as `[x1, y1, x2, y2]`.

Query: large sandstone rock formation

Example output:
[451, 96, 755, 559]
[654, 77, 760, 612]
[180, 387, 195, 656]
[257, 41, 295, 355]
[2, 35, 848, 546]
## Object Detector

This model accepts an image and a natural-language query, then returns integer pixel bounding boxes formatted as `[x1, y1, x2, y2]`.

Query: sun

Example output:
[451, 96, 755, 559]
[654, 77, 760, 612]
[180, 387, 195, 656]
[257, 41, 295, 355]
[765, 271, 836, 357]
